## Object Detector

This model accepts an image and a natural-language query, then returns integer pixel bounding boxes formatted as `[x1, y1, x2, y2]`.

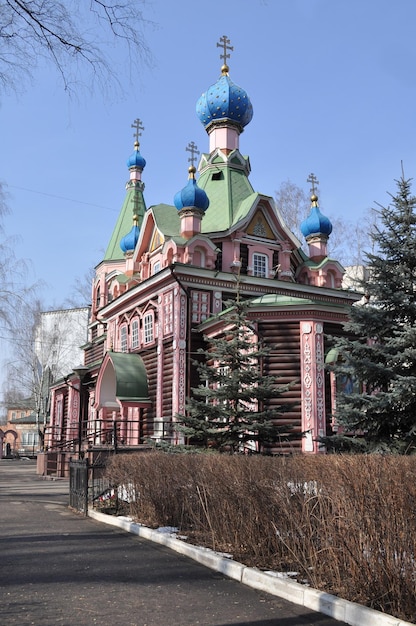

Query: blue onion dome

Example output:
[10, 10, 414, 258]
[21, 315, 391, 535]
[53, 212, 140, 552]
[300, 194, 333, 239]
[196, 63, 253, 131]
[127, 140, 146, 170]
[120, 215, 140, 253]
[174, 166, 210, 212]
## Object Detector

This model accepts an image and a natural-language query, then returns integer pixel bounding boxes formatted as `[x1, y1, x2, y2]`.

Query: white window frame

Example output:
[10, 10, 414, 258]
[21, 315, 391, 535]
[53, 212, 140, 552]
[143, 313, 154, 344]
[120, 325, 128, 352]
[252, 252, 268, 278]
[191, 290, 210, 324]
[131, 319, 139, 349]
[163, 292, 173, 336]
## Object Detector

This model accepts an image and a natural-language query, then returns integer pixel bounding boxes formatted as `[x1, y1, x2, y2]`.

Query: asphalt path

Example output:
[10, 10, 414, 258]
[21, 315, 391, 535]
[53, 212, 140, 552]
[0, 459, 345, 626]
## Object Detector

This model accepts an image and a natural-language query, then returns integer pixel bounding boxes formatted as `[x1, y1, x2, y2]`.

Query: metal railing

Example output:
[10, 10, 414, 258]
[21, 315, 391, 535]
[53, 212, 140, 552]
[44, 418, 174, 455]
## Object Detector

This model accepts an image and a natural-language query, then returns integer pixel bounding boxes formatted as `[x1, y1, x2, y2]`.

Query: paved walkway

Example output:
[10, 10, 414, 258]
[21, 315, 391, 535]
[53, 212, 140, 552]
[0, 459, 344, 626]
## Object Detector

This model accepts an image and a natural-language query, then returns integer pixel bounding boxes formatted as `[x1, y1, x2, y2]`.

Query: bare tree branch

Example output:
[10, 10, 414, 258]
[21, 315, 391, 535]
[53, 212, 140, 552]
[0, 0, 154, 95]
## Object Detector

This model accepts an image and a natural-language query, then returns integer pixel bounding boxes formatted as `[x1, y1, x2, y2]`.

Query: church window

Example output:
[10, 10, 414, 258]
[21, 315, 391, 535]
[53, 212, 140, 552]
[152, 261, 161, 275]
[163, 292, 173, 335]
[253, 253, 268, 278]
[95, 285, 101, 309]
[144, 313, 154, 344]
[191, 291, 210, 323]
[131, 319, 139, 349]
[120, 325, 128, 352]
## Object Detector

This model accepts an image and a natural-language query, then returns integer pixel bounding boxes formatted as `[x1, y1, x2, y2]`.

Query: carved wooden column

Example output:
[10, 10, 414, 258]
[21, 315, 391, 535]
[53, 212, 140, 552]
[172, 288, 187, 444]
[300, 321, 326, 453]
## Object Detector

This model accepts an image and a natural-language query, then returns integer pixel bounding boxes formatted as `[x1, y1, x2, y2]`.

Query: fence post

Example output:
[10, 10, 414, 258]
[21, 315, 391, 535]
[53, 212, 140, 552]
[84, 457, 89, 516]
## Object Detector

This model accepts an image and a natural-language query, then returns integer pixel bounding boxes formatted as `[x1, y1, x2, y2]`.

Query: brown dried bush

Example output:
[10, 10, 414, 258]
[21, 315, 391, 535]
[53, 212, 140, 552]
[105, 452, 416, 623]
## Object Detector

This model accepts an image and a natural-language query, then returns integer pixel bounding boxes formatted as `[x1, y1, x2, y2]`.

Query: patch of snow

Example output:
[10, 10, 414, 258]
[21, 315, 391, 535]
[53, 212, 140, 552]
[156, 526, 179, 534]
[265, 570, 299, 579]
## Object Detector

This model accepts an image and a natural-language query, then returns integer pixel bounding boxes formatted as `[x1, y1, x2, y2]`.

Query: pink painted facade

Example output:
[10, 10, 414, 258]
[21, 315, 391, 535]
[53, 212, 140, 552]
[44, 41, 359, 471]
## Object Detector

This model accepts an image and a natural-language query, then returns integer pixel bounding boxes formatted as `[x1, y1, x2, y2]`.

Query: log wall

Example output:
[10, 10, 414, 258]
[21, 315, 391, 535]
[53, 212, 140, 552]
[259, 320, 303, 454]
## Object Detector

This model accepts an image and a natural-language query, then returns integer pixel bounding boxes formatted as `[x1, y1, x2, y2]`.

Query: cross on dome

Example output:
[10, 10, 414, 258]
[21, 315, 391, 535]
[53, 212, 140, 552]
[307, 172, 319, 196]
[126, 118, 146, 170]
[186, 141, 200, 176]
[131, 118, 144, 146]
[217, 35, 233, 74]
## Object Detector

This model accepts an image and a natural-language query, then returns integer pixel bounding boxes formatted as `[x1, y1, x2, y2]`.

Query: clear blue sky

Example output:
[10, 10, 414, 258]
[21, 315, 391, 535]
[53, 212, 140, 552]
[2, 0, 416, 309]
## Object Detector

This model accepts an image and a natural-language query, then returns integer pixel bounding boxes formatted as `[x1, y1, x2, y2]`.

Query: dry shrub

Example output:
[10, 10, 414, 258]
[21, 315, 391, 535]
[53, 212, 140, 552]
[105, 452, 416, 623]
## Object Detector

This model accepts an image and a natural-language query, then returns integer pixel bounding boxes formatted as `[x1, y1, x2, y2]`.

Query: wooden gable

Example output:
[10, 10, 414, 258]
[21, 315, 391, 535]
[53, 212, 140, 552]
[150, 228, 164, 252]
[246, 209, 275, 240]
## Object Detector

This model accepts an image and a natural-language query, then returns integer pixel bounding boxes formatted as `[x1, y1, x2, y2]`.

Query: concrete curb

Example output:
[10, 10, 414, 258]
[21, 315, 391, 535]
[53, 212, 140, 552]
[88, 508, 412, 626]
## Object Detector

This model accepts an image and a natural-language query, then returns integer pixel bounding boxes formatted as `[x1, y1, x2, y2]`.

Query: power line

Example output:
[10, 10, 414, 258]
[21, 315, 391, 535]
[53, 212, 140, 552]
[8, 185, 118, 212]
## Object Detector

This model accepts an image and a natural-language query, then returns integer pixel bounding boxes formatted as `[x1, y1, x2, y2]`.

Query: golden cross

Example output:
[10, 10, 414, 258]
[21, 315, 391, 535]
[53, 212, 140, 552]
[217, 35, 233, 65]
[307, 173, 319, 195]
[131, 118, 144, 143]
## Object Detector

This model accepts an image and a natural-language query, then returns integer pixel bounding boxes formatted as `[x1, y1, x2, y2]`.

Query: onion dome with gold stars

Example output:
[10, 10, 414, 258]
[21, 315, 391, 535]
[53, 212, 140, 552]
[196, 35, 253, 131]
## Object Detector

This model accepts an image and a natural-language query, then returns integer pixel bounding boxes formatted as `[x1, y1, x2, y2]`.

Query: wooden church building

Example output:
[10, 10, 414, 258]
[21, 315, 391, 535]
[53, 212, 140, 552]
[44, 37, 358, 472]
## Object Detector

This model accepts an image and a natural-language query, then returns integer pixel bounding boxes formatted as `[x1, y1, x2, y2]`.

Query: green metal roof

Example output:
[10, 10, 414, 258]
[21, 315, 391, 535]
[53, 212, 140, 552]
[197, 160, 255, 233]
[250, 294, 316, 307]
[232, 192, 262, 226]
[250, 293, 347, 310]
[151, 203, 181, 237]
[104, 186, 146, 261]
[107, 352, 150, 403]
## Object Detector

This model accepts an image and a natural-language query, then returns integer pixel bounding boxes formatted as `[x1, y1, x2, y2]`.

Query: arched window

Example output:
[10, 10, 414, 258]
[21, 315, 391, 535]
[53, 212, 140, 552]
[120, 325, 128, 352]
[143, 313, 154, 344]
[131, 319, 139, 349]
[326, 271, 336, 288]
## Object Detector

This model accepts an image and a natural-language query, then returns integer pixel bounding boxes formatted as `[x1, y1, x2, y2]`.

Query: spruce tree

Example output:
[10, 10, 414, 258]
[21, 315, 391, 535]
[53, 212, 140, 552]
[177, 299, 293, 453]
[329, 172, 416, 453]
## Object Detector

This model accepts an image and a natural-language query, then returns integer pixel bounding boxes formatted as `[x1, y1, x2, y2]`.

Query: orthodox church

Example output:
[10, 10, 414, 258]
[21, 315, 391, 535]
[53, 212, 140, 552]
[44, 37, 358, 473]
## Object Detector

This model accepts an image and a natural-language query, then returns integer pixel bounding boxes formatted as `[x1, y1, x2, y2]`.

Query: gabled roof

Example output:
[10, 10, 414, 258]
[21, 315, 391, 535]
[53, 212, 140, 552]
[104, 185, 146, 261]
[197, 152, 255, 233]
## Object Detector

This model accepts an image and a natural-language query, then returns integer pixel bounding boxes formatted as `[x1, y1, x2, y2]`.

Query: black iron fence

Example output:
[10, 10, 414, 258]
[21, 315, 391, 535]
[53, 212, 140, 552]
[69, 458, 89, 514]
[69, 455, 110, 516]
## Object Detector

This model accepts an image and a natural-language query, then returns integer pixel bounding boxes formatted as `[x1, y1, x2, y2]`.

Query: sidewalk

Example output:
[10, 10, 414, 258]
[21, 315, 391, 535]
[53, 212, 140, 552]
[0, 459, 345, 626]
